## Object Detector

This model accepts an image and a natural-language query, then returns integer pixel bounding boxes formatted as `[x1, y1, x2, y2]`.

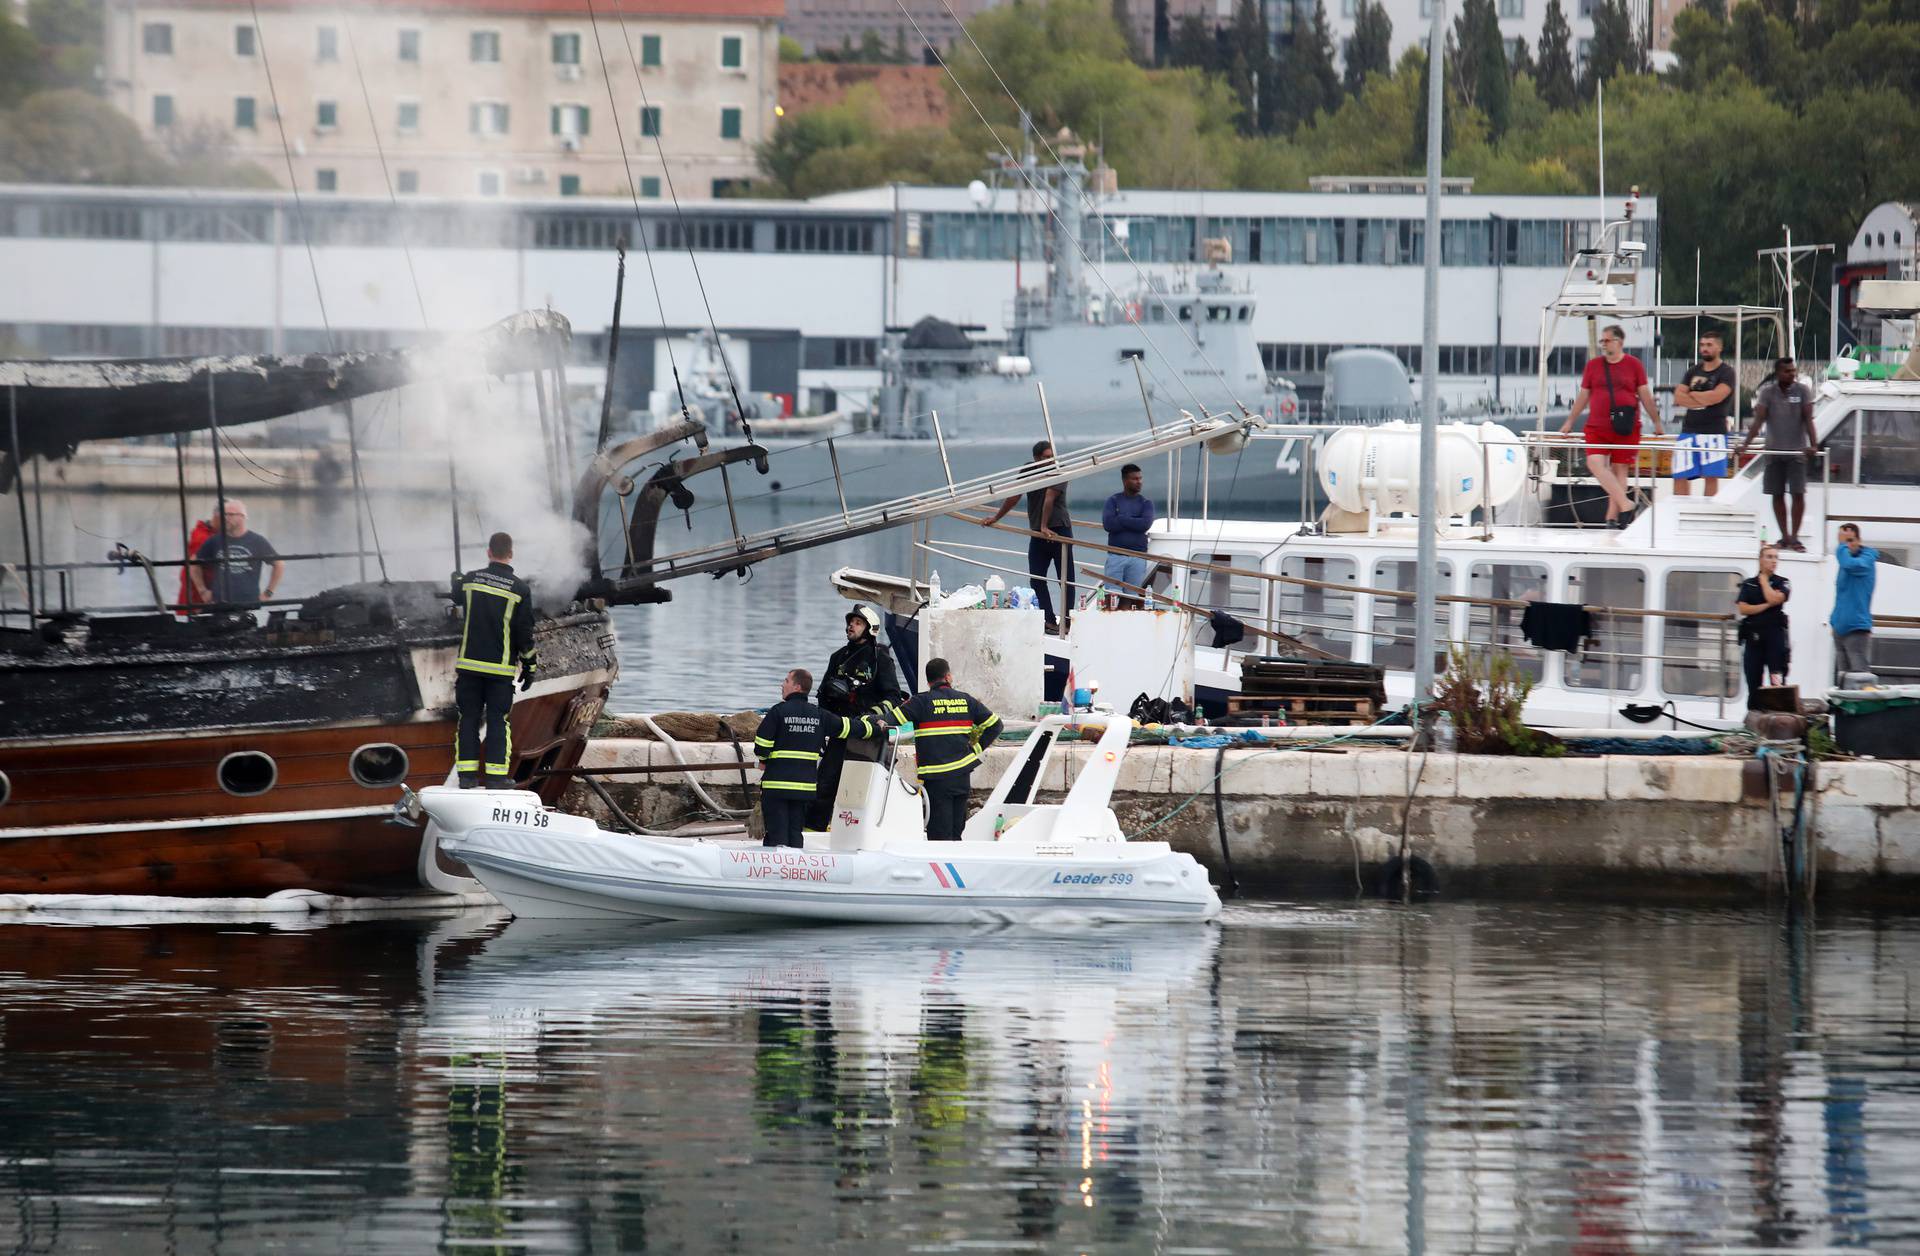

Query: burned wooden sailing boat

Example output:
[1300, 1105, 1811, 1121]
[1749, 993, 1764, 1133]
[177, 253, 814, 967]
[0, 311, 752, 898]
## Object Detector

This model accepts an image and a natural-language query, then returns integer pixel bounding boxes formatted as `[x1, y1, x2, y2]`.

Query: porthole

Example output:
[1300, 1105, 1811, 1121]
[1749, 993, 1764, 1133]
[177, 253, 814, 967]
[218, 751, 277, 797]
[350, 742, 410, 788]
[0, 770, 10, 807]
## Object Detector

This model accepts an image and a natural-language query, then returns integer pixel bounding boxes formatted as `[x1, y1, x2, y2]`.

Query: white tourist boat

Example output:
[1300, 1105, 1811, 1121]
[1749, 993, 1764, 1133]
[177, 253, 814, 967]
[841, 226, 1920, 730]
[412, 714, 1221, 924]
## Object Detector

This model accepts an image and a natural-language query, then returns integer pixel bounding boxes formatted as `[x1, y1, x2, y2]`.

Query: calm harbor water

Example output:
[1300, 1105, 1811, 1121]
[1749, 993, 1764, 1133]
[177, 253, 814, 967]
[2, 902, 1916, 1253]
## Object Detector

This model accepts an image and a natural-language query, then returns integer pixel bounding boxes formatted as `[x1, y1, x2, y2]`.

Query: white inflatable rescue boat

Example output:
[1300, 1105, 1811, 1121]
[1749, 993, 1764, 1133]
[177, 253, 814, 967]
[412, 715, 1221, 924]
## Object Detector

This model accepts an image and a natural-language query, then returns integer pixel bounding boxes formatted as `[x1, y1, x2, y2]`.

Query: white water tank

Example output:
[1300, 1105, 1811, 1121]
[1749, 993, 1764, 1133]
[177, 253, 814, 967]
[1318, 421, 1526, 518]
[994, 355, 1033, 376]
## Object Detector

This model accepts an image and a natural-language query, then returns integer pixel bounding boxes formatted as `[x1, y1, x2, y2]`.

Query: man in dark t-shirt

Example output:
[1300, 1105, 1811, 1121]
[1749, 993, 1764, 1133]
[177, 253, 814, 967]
[1671, 329, 1737, 497]
[981, 439, 1075, 633]
[190, 498, 285, 609]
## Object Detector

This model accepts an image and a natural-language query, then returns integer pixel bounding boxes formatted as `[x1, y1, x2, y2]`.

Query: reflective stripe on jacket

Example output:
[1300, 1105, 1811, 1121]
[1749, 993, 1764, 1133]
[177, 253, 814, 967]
[456, 561, 535, 677]
[899, 684, 1000, 777]
[753, 697, 879, 794]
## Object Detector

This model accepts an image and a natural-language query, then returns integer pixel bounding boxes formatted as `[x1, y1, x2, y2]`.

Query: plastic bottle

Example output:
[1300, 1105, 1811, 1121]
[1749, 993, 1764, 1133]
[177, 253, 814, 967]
[1143, 585, 1155, 612]
[1433, 711, 1456, 753]
[984, 573, 1006, 608]
[993, 814, 1006, 840]
[1167, 582, 1182, 607]
[927, 569, 943, 605]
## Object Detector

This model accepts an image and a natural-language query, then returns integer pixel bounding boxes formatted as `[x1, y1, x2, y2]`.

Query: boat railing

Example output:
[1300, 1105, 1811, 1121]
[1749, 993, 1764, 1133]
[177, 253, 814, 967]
[0, 546, 435, 624]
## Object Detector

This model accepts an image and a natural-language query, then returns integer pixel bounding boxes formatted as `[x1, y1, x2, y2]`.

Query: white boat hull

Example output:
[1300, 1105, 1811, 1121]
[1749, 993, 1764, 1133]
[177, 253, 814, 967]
[441, 824, 1220, 924]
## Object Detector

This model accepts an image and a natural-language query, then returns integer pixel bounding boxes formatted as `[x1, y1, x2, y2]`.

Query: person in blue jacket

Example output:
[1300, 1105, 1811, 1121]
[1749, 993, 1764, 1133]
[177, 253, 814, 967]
[1100, 463, 1156, 607]
[1831, 523, 1879, 678]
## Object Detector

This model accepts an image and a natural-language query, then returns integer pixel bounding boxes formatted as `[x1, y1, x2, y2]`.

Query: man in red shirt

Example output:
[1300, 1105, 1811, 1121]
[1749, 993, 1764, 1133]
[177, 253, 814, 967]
[1556, 324, 1664, 528]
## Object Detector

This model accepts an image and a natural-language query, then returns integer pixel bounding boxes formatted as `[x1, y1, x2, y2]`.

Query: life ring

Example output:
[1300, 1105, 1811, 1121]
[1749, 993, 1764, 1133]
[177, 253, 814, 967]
[1280, 397, 1297, 415]
[1125, 302, 1142, 323]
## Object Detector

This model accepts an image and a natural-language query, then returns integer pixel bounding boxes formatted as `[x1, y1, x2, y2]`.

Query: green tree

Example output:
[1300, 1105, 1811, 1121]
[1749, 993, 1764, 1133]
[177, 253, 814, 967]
[0, 14, 39, 108]
[1509, 36, 1534, 79]
[1343, 0, 1393, 95]
[1584, 0, 1646, 90]
[778, 34, 806, 62]
[1535, 0, 1578, 107]
[0, 89, 160, 182]
[1224, 0, 1272, 134]
[1452, 0, 1511, 137]
[1169, 13, 1216, 70]
[1293, 0, 1344, 125]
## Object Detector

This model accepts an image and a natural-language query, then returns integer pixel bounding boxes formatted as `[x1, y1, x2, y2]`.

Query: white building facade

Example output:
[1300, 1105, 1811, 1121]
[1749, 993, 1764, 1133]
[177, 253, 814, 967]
[0, 181, 1653, 413]
[100, 0, 782, 202]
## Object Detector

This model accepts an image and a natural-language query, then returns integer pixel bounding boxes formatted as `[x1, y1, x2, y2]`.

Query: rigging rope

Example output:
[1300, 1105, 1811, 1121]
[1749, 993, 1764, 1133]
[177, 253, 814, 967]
[582, 0, 696, 434]
[608, 0, 759, 445]
[248, 0, 389, 583]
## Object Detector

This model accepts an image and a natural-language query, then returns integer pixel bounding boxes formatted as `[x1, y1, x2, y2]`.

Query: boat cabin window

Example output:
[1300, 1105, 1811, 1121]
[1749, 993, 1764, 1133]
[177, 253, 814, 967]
[1661, 570, 1743, 698]
[1820, 412, 1858, 483]
[1871, 634, 1920, 682]
[1372, 559, 1453, 673]
[0, 770, 9, 807]
[350, 743, 411, 789]
[1237, 306, 1252, 321]
[218, 751, 278, 797]
[1178, 305, 1194, 322]
[1206, 304, 1233, 323]
[1148, 304, 1167, 323]
[1186, 552, 1264, 636]
[1279, 556, 1357, 660]
[1467, 563, 1548, 683]
[1565, 566, 1646, 691]
[1859, 410, 1920, 486]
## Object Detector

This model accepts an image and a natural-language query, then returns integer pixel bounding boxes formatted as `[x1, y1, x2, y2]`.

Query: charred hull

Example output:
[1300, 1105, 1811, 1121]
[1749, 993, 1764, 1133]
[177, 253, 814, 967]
[0, 591, 617, 897]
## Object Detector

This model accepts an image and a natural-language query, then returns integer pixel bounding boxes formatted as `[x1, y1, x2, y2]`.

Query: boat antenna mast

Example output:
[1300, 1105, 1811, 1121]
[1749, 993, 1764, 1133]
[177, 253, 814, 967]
[1411, 0, 1446, 725]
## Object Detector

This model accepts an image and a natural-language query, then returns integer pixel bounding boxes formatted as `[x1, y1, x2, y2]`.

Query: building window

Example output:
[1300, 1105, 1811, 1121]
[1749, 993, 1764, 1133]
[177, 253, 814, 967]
[478, 171, 503, 197]
[720, 34, 743, 68]
[470, 101, 510, 136]
[1662, 570, 1742, 697]
[1565, 566, 1646, 690]
[153, 94, 174, 128]
[552, 32, 581, 64]
[315, 168, 338, 192]
[234, 96, 256, 129]
[397, 100, 420, 132]
[1859, 410, 1920, 485]
[640, 176, 661, 198]
[560, 174, 581, 196]
[396, 169, 419, 194]
[641, 34, 662, 66]
[640, 106, 661, 137]
[471, 30, 501, 63]
[235, 24, 256, 56]
[316, 100, 338, 130]
[719, 106, 742, 140]
[1280, 556, 1357, 660]
[399, 28, 421, 61]
[317, 25, 339, 61]
[1499, 0, 1523, 14]
[143, 22, 172, 54]
[551, 104, 590, 137]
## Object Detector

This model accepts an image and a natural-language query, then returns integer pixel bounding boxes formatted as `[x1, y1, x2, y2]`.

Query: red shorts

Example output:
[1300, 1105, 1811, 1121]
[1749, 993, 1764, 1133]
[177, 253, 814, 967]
[1583, 421, 1639, 465]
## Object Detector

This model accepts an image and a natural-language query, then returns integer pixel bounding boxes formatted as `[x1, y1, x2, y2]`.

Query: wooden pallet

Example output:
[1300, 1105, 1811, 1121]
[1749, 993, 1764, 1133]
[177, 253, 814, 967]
[1225, 693, 1379, 722]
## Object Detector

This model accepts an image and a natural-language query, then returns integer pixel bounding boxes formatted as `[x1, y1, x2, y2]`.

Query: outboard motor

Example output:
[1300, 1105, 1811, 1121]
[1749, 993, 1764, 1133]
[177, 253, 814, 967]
[827, 735, 924, 851]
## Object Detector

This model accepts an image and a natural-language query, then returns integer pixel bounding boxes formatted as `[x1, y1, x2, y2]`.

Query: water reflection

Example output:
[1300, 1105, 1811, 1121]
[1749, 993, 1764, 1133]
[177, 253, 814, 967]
[1, 904, 1917, 1252]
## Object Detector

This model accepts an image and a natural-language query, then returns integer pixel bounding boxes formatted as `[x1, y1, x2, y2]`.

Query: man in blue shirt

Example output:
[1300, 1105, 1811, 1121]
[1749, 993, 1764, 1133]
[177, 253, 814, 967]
[1100, 463, 1155, 608]
[189, 498, 284, 610]
[1831, 523, 1879, 678]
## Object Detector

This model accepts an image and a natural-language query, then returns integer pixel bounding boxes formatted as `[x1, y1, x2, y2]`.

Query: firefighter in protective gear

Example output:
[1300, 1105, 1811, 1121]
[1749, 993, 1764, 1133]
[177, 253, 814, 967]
[806, 603, 906, 830]
[454, 531, 537, 789]
[753, 668, 884, 848]
[896, 657, 1000, 841]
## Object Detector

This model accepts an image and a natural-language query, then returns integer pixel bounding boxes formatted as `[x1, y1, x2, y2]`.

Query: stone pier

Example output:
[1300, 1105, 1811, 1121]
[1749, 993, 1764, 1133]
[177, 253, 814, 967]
[568, 734, 1920, 903]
